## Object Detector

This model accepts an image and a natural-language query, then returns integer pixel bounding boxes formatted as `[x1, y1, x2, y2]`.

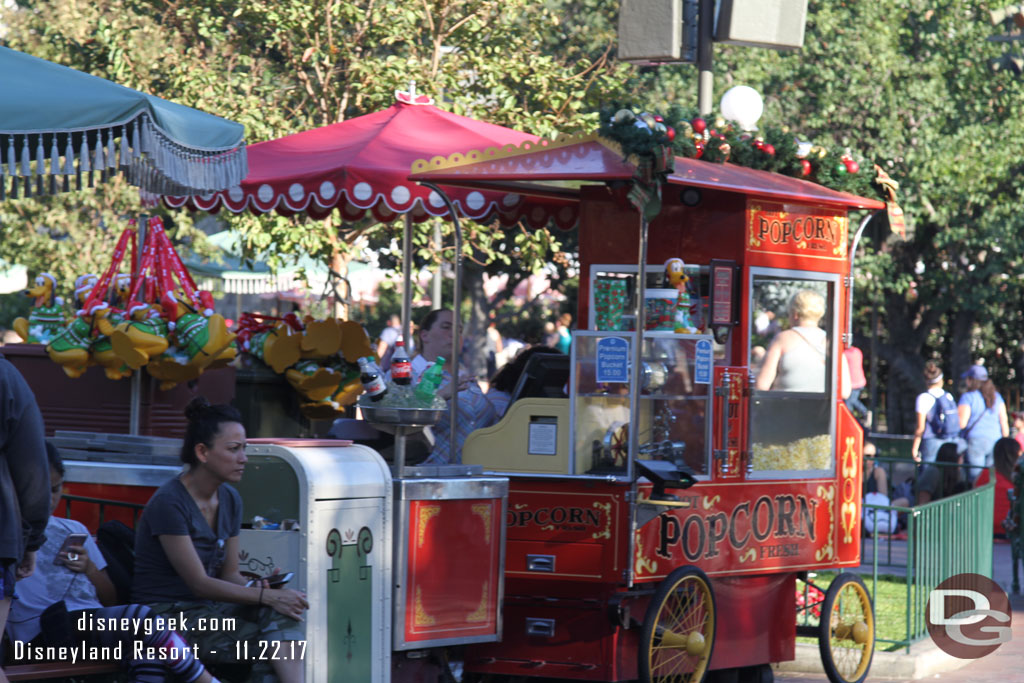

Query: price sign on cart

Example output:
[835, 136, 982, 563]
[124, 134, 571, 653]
[596, 337, 629, 383]
[694, 338, 713, 384]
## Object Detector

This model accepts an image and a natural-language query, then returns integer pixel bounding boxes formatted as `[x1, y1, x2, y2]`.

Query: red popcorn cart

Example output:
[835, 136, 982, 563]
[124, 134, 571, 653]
[412, 129, 886, 683]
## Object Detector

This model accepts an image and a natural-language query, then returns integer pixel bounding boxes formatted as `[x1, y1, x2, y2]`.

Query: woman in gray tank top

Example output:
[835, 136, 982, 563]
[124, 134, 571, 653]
[755, 290, 828, 393]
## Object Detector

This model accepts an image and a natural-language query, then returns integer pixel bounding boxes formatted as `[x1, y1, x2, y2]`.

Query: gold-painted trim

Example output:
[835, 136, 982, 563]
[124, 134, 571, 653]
[417, 504, 441, 548]
[592, 501, 612, 540]
[414, 585, 436, 627]
[466, 581, 490, 623]
[840, 436, 858, 544]
[702, 495, 721, 510]
[738, 548, 757, 564]
[411, 131, 610, 174]
[472, 503, 493, 545]
[633, 530, 659, 577]
[814, 484, 837, 562]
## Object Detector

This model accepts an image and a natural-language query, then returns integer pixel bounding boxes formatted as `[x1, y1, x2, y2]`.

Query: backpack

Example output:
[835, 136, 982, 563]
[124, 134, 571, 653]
[927, 391, 959, 439]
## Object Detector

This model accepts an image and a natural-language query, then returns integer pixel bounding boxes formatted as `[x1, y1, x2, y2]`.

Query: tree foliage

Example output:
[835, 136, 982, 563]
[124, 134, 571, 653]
[0, 0, 626, 320]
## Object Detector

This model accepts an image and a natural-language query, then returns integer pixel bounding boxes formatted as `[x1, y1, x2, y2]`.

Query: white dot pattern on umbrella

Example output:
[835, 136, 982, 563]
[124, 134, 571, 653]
[466, 191, 485, 211]
[320, 181, 336, 200]
[200, 192, 215, 202]
[353, 182, 373, 201]
[502, 193, 521, 207]
[391, 185, 411, 205]
[257, 184, 274, 203]
[428, 190, 445, 208]
[227, 186, 244, 202]
[288, 183, 305, 202]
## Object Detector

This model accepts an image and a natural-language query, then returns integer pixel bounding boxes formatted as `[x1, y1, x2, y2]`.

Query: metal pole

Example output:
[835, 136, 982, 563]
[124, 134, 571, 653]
[697, 0, 715, 116]
[432, 223, 443, 307]
[625, 212, 650, 587]
[419, 182, 462, 463]
[128, 215, 146, 435]
[846, 213, 876, 339]
[628, 215, 649, 483]
[401, 214, 413, 347]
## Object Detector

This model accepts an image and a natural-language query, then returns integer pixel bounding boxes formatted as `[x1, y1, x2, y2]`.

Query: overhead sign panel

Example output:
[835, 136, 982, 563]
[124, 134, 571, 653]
[715, 0, 808, 50]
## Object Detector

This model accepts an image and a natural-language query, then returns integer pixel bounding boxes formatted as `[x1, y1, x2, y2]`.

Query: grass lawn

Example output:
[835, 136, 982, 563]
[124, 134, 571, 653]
[796, 572, 915, 652]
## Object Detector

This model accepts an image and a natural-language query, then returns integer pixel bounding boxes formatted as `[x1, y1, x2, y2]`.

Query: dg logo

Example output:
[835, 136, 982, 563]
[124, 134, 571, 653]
[926, 573, 1012, 658]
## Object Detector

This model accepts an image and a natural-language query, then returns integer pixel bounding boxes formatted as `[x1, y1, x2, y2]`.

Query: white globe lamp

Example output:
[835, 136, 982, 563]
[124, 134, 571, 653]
[720, 85, 764, 131]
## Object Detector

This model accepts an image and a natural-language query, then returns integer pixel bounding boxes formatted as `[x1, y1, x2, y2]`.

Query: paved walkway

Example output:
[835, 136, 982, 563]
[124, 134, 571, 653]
[774, 541, 1022, 681]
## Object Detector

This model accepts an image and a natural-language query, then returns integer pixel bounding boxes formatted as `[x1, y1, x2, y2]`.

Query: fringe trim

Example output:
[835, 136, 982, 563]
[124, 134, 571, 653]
[0, 111, 246, 197]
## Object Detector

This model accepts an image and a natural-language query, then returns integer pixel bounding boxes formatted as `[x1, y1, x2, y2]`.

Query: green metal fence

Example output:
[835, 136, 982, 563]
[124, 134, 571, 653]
[863, 481, 994, 652]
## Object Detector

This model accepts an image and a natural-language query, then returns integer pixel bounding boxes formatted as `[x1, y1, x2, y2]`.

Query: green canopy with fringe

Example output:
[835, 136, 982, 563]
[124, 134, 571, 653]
[0, 46, 246, 200]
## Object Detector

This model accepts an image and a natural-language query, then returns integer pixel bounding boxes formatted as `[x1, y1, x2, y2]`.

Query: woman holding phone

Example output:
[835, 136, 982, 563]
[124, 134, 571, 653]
[9, 442, 218, 683]
[132, 398, 308, 683]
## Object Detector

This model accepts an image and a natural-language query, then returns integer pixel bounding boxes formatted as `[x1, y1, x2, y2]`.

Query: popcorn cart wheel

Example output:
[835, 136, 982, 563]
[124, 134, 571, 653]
[817, 573, 875, 683]
[601, 421, 630, 467]
[638, 565, 716, 683]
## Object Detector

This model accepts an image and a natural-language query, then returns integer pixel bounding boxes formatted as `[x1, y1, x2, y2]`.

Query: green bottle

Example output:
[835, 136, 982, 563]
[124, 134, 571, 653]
[415, 356, 446, 403]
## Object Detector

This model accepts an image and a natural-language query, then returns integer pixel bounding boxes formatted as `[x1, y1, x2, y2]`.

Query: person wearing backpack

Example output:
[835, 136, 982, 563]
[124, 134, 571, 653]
[911, 361, 960, 463]
[958, 364, 1009, 484]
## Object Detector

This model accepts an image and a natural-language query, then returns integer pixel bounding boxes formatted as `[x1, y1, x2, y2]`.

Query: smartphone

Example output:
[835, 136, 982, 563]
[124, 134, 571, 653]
[53, 533, 88, 566]
[246, 571, 294, 588]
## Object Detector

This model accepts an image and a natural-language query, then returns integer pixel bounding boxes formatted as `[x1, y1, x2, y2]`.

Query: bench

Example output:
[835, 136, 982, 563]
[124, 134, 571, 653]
[4, 661, 118, 681]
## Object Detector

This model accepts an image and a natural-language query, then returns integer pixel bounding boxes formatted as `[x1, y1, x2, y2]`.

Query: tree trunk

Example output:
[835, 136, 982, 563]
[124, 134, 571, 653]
[462, 263, 490, 379]
[949, 310, 976, 384]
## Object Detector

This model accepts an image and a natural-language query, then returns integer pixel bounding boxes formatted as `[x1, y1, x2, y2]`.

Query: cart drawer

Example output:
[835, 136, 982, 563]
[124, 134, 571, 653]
[465, 599, 613, 680]
[506, 540, 610, 581]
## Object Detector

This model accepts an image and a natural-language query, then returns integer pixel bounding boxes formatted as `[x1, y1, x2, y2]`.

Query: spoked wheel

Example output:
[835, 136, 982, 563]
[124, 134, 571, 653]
[602, 421, 630, 467]
[639, 565, 716, 683]
[818, 573, 874, 683]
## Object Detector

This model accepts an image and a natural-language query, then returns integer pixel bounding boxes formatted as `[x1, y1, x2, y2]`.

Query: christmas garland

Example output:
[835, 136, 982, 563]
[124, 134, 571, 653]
[598, 105, 886, 202]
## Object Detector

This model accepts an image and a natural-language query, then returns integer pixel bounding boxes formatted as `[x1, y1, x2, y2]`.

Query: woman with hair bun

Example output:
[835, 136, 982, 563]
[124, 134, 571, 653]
[132, 397, 308, 683]
[910, 361, 959, 464]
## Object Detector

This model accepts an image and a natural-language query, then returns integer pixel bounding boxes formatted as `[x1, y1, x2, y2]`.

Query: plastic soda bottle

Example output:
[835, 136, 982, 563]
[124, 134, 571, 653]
[391, 339, 412, 386]
[358, 356, 388, 402]
[414, 356, 446, 403]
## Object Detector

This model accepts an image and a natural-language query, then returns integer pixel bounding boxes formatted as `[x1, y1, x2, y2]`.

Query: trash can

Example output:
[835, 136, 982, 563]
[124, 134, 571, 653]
[236, 439, 393, 682]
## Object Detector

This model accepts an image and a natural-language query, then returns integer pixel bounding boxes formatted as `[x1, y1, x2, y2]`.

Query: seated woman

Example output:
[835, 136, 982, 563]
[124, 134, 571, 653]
[485, 345, 564, 418]
[9, 442, 217, 683]
[862, 439, 888, 498]
[412, 309, 499, 465]
[974, 436, 1021, 537]
[915, 441, 969, 505]
[132, 398, 308, 683]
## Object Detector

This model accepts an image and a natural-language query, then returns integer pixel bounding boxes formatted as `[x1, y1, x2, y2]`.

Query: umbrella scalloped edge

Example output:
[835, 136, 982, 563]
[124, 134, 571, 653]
[163, 180, 578, 231]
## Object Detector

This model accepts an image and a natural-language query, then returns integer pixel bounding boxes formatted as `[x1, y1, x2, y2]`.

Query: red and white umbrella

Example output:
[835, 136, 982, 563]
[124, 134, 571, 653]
[164, 88, 575, 230]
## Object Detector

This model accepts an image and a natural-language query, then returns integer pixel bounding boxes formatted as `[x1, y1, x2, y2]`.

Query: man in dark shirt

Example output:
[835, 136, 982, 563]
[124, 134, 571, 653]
[0, 353, 51, 672]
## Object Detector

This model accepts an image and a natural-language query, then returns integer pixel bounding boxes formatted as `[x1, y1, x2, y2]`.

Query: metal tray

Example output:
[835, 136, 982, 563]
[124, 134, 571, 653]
[360, 404, 445, 427]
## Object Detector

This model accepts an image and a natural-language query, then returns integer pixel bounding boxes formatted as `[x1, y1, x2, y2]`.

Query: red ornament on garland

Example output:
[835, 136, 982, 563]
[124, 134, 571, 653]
[763, 144, 775, 156]
[800, 159, 812, 176]
[844, 159, 860, 173]
[694, 140, 705, 159]
[692, 117, 707, 134]
[666, 127, 676, 141]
